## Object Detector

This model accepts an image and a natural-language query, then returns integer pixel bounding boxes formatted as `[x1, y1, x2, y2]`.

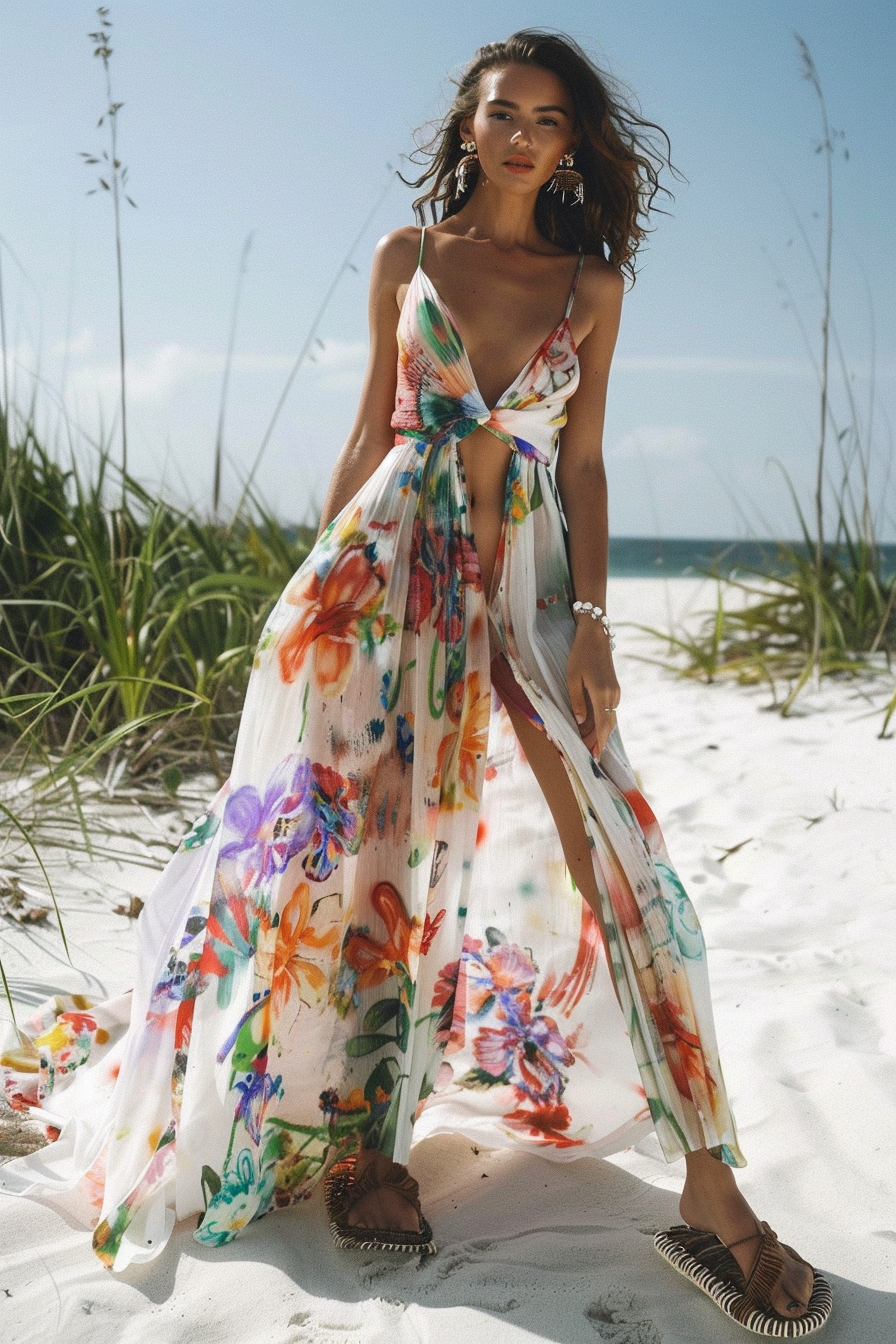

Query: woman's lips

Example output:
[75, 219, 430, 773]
[504, 159, 534, 173]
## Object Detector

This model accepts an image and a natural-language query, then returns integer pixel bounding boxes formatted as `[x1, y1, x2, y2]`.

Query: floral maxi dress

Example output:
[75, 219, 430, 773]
[0, 228, 743, 1271]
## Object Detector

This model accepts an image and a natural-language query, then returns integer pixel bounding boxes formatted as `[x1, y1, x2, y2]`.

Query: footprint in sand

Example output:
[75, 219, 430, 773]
[586, 1290, 661, 1344]
[358, 1241, 525, 1314]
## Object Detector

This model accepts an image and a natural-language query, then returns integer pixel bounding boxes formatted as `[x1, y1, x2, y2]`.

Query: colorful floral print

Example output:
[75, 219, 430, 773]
[0, 227, 742, 1271]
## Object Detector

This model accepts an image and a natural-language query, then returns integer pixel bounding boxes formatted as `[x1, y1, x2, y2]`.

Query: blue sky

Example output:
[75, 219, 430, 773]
[1, 0, 893, 537]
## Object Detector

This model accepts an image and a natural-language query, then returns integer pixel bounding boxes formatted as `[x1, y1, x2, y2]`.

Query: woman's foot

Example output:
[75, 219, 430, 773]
[679, 1149, 814, 1321]
[344, 1147, 424, 1233]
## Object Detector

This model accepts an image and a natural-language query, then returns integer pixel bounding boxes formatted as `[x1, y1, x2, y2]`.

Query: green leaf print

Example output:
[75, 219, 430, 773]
[362, 998, 401, 1032]
[364, 1056, 401, 1106]
[345, 1031, 396, 1057]
[418, 296, 467, 367]
[180, 811, 220, 851]
[459, 1065, 512, 1090]
[227, 997, 268, 1073]
[373, 1072, 408, 1154]
[408, 842, 430, 868]
[656, 862, 706, 961]
[394, 1000, 410, 1051]
[201, 1163, 222, 1212]
[427, 637, 446, 718]
[646, 1095, 690, 1151]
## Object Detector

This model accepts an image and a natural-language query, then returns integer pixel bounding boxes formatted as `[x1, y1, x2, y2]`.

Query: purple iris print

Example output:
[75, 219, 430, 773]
[234, 1067, 283, 1144]
[220, 754, 314, 886]
[464, 940, 538, 1021]
[512, 436, 549, 464]
[473, 1007, 574, 1102]
[303, 763, 361, 882]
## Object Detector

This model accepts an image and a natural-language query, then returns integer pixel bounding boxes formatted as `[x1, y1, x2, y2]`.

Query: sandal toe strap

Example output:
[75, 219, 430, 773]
[737, 1223, 787, 1320]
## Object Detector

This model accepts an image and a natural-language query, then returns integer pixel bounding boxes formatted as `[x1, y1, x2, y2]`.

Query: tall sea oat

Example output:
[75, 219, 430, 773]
[80, 6, 136, 502]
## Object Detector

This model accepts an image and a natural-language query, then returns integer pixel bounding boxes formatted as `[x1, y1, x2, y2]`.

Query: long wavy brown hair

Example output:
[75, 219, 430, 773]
[404, 29, 679, 283]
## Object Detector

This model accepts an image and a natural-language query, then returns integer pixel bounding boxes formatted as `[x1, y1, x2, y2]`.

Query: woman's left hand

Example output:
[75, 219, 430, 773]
[567, 619, 620, 759]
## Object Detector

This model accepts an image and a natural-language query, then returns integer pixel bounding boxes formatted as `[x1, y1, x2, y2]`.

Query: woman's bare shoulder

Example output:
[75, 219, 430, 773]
[574, 252, 625, 336]
[371, 225, 422, 283]
[579, 251, 626, 300]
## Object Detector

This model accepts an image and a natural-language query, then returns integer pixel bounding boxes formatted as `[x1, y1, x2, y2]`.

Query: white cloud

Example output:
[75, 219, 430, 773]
[611, 424, 707, 461]
[303, 339, 366, 369]
[52, 327, 94, 357]
[53, 337, 368, 408]
[64, 344, 213, 404]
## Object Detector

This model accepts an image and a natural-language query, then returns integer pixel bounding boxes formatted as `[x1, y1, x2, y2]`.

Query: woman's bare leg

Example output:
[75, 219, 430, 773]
[495, 687, 814, 1318]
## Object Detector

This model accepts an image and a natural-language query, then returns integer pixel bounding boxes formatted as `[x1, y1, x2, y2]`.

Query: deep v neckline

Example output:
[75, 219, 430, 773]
[411, 262, 580, 412]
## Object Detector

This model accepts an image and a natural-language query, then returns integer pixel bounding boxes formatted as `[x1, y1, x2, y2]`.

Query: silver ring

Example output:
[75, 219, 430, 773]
[602, 707, 617, 714]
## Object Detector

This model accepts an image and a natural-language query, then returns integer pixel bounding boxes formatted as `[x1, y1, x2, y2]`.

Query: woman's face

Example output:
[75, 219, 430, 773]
[460, 63, 578, 197]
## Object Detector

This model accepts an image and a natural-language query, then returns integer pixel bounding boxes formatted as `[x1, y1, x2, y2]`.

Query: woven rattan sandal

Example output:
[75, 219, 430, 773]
[323, 1151, 437, 1255]
[654, 1220, 833, 1336]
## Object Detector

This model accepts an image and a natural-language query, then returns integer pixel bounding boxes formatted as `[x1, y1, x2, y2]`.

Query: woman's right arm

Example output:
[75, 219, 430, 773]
[314, 227, 419, 542]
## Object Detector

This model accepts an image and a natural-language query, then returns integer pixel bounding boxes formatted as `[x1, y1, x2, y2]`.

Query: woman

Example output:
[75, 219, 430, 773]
[1, 29, 830, 1336]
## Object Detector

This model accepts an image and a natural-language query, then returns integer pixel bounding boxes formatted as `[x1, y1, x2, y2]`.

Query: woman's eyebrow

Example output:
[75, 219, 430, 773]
[486, 97, 570, 116]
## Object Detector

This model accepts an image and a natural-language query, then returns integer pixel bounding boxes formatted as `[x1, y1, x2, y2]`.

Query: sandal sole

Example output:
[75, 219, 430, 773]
[654, 1231, 832, 1337]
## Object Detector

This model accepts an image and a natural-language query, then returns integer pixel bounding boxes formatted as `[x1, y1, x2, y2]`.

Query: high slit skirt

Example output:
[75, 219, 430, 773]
[0, 432, 743, 1271]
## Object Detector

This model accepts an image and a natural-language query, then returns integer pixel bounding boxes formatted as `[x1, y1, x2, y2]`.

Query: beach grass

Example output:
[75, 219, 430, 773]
[0, 410, 314, 786]
[638, 491, 896, 725]
[642, 35, 895, 729]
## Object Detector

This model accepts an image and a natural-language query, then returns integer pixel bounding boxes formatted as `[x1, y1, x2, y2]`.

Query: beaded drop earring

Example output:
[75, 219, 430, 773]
[548, 152, 585, 205]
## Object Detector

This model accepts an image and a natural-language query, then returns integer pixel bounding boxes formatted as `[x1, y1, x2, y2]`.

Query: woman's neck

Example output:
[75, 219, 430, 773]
[447, 181, 548, 254]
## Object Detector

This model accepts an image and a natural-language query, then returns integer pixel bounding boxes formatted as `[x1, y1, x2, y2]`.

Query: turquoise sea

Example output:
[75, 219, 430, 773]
[607, 537, 896, 579]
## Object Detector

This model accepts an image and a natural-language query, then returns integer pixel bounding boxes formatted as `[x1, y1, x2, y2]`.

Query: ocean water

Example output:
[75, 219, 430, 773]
[290, 524, 894, 581]
[607, 536, 896, 579]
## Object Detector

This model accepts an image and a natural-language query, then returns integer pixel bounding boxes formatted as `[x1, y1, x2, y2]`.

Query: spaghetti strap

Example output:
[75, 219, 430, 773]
[564, 252, 586, 319]
[418, 224, 427, 268]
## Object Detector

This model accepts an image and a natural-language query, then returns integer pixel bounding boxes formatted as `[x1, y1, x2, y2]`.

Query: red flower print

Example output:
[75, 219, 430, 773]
[649, 990, 710, 1104]
[420, 908, 445, 955]
[503, 1101, 582, 1148]
[539, 903, 602, 1014]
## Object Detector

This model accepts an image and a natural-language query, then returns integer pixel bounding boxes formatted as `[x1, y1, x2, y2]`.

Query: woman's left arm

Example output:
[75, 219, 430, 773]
[554, 261, 625, 760]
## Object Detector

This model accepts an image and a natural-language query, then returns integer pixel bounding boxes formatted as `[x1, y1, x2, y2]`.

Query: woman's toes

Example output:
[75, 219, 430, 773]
[771, 1256, 814, 1317]
[345, 1185, 421, 1232]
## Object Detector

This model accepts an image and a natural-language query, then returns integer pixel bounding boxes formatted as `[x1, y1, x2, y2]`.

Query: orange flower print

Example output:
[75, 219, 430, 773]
[342, 881, 422, 994]
[431, 671, 490, 809]
[257, 880, 341, 1015]
[277, 541, 386, 695]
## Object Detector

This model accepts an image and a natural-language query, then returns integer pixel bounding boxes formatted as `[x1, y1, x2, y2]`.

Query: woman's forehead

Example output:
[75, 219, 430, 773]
[476, 63, 573, 114]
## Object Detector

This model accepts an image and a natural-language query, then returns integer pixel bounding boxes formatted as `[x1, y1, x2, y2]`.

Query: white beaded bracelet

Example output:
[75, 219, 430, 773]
[571, 600, 616, 649]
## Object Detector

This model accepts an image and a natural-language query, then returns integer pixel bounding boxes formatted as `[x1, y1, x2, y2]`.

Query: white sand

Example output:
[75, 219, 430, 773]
[1, 577, 894, 1343]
